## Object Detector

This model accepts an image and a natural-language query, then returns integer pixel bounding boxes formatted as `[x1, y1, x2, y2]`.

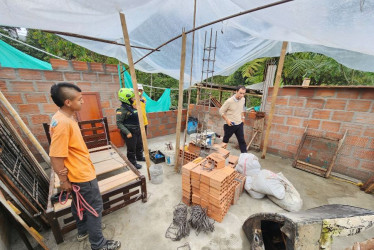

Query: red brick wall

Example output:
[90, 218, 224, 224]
[147, 110, 187, 138]
[188, 104, 255, 142]
[265, 86, 374, 181]
[0, 59, 186, 160]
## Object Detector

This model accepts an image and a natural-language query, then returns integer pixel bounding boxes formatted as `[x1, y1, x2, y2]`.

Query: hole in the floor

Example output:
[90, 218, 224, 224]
[261, 220, 287, 250]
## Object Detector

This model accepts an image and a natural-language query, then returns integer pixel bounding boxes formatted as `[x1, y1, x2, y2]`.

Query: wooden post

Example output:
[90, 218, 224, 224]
[261, 41, 288, 159]
[174, 30, 187, 172]
[0, 91, 50, 170]
[119, 13, 151, 180]
[196, 87, 200, 104]
[219, 88, 223, 103]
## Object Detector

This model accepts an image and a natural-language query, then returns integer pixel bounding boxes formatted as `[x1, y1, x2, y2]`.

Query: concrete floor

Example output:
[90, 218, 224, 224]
[13, 133, 374, 250]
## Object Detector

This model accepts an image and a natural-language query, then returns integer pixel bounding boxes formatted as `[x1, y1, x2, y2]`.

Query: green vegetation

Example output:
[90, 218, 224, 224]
[1, 26, 373, 109]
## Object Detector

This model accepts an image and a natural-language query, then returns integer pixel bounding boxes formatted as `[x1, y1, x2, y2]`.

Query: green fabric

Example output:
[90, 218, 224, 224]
[0, 40, 52, 70]
[121, 66, 171, 113]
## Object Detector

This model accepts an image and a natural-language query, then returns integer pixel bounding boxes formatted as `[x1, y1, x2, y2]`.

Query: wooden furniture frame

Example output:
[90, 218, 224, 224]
[43, 117, 147, 244]
[292, 127, 347, 178]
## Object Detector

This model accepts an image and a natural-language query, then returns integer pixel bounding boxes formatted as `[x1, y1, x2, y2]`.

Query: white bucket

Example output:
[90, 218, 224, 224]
[150, 164, 163, 184]
[164, 150, 175, 166]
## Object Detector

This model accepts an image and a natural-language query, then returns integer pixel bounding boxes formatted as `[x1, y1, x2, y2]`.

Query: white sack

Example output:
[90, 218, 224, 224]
[244, 176, 265, 199]
[235, 153, 261, 177]
[251, 170, 285, 200]
[267, 173, 303, 212]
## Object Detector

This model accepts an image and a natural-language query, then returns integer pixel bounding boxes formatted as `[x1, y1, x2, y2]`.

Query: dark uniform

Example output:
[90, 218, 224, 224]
[116, 102, 144, 167]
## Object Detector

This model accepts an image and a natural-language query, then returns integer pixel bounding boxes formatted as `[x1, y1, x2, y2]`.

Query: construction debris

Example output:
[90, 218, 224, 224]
[189, 205, 214, 235]
[165, 203, 190, 241]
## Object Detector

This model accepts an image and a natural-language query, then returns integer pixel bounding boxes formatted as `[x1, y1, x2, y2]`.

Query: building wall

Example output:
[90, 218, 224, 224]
[188, 104, 255, 143]
[264, 86, 374, 181]
[0, 59, 186, 159]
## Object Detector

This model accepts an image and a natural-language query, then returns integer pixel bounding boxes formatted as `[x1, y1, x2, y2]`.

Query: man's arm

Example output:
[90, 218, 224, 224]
[219, 100, 232, 126]
[50, 157, 72, 192]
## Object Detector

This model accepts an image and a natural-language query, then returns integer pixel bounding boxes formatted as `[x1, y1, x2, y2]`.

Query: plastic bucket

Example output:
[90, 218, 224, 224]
[164, 150, 175, 166]
[150, 164, 163, 184]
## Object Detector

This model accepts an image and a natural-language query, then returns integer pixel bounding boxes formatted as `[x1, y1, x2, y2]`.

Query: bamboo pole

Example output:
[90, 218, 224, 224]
[119, 13, 151, 180]
[261, 41, 288, 159]
[0, 91, 51, 167]
[181, 0, 198, 171]
[174, 30, 187, 172]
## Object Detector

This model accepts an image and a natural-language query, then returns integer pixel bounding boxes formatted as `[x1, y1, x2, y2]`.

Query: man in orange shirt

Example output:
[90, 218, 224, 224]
[49, 82, 121, 250]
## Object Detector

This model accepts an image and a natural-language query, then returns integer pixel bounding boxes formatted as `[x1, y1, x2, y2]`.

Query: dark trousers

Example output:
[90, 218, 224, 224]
[121, 130, 144, 165]
[223, 122, 247, 153]
[71, 179, 106, 249]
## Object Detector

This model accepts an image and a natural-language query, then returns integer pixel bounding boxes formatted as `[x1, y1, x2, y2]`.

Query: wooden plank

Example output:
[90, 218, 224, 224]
[325, 129, 348, 178]
[0, 91, 50, 166]
[99, 171, 138, 193]
[88, 145, 112, 153]
[246, 131, 258, 150]
[120, 12, 151, 180]
[292, 126, 308, 167]
[297, 160, 327, 172]
[174, 30, 187, 172]
[0, 190, 48, 250]
[80, 126, 104, 133]
[82, 133, 106, 141]
[7, 200, 21, 215]
[54, 158, 126, 188]
[54, 171, 139, 212]
[261, 41, 288, 159]
[89, 149, 123, 164]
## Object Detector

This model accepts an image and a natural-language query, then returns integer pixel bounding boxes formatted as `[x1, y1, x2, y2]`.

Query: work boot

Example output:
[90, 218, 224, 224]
[136, 156, 146, 161]
[77, 223, 106, 242]
[93, 240, 121, 250]
[135, 163, 142, 169]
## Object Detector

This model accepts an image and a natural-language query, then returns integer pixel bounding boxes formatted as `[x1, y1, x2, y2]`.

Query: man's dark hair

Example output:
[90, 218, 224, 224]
[236, 85, 246, 91]
[50, 82, 82, 107]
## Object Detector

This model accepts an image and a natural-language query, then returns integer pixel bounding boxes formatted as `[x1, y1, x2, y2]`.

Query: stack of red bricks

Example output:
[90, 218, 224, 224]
[179, 148, 199, 165]
[181, 150, 245, 222]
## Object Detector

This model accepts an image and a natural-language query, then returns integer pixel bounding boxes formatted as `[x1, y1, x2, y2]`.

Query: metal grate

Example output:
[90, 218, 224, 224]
[0, 119, 49, 210]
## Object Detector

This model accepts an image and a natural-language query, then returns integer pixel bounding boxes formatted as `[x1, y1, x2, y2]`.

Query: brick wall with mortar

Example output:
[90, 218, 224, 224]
[188, 104, 255, 144]
[0, 59, 187, 161]
[264, 86, 374, 181]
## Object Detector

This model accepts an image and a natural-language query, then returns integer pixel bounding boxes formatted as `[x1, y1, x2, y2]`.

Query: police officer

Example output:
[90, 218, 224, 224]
[116, 88, 144, 169]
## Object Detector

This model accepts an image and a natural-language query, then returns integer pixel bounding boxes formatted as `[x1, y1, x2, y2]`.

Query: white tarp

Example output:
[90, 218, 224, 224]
[1, 0, 374, 88]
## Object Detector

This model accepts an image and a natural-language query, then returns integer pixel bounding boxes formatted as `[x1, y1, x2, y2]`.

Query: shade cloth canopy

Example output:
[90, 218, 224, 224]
[0, 40, 52, 70]
[1, 0, 373, 88]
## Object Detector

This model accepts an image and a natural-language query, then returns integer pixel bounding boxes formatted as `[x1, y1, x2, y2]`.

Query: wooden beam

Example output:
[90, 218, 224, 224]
[219, 88, 223, 103]
[119, 13, 151, 180]
[0, 190, 48, 250]
[181, 0, 197, 171]
[325, 129, 348, 178]
[261, 41, 288, 159]
[174, 30, 187, 172]
[0, 91, 50, 170]
[196, 87, 201, 104]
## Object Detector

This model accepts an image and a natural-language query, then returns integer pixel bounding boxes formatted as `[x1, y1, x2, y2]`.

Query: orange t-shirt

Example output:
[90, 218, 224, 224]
[49, 110, 96, 183]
